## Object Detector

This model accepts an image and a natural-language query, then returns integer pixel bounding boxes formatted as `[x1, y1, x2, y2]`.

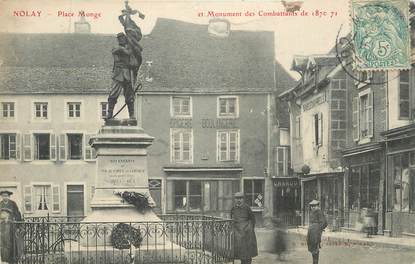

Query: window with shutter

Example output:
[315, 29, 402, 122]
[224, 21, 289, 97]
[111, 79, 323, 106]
[15, 133, 21, 160]
[23, 134, 32, 161]
[399, 70, 410, 119]
[85, 134, 96, 161]
[59, 134, 67, 161]
[295, 116, 301, 138]
[318, 112, 323, 146]
[24, 185, 33, 213]
[52, 185, 60, 212]
[352, 97, 359, 141]
[367, 91, 374, 138]
[50, 134, 57, 161]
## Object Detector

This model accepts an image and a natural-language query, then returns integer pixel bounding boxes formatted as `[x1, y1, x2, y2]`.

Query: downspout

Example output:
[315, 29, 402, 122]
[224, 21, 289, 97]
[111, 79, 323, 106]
[384, 71, 389, 234]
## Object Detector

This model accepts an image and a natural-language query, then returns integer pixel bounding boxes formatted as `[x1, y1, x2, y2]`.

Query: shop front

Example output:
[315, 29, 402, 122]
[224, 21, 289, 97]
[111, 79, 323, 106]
[163, 167, 241, 219]
[272, 177, 301, 226]
[383, 124, 415, 237]
[300, 173, 344, 228]
[342, 143, 384, 234]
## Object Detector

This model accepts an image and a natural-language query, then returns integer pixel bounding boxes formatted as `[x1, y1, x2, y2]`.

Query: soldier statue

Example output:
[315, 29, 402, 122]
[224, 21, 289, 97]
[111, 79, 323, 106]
[106, 1, 144, 120]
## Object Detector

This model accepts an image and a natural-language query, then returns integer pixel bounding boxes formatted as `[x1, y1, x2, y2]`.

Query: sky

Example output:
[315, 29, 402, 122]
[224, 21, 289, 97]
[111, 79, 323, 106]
[0, 0, 351, 78]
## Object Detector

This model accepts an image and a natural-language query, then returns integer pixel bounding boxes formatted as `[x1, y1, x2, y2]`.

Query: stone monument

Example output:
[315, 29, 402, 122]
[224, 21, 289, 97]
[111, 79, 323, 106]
[65, 3, 182, 263]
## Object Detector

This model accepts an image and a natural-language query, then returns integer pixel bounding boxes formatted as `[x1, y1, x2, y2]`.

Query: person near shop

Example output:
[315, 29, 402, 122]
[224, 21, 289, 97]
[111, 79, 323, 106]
[306, 200, 327, 264]
[0, 190, 23, 264]
[231, 192, 258, 264]
[273, 218, 288, 261]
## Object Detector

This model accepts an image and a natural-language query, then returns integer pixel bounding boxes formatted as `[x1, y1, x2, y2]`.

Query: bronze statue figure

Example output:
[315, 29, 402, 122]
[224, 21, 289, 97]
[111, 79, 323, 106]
[106, 1, 144, 120]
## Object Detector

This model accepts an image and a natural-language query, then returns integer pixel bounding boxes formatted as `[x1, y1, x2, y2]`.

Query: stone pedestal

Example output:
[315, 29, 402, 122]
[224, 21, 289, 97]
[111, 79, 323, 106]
[81, 125, 161, 247]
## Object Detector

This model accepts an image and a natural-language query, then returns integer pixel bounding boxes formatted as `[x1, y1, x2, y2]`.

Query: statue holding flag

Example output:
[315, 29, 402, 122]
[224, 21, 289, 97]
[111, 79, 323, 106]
[106, 1, 145, 120]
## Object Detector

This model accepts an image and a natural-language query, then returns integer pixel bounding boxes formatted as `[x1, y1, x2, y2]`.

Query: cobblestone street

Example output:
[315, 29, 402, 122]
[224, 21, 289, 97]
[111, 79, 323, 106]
[249, 246, 415, 264]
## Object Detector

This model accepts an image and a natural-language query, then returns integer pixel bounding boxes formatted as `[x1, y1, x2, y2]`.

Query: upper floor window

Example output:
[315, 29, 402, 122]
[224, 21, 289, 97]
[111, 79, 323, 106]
[34, 102, 48, 119]
[22, 133, 56, 162]
[0, 133, 19, 160]
[352, 89, 373, 142]
[313, 113, 323, 147]
[171, 96, 191, 117]
[1, 102, 15, 119]
[100, 102, 108, 119]
[171, 129, 192, 163]
[218, 96, 238, 118]
[67, 102, 81, 118]
[34, 133, 50, 160]
[217, 130, 239, 162]
[67, 134, 83, 160]
[274, 146, 290, 177]
[399, 70, 411, 119]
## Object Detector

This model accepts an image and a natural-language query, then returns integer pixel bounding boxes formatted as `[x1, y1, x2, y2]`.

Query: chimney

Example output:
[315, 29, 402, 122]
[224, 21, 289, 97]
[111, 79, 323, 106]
[74, 15, 91, 34]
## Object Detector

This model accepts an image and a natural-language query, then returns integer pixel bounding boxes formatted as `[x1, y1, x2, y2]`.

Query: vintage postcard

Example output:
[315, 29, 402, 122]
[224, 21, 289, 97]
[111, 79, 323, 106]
[0, 0, 414, 264]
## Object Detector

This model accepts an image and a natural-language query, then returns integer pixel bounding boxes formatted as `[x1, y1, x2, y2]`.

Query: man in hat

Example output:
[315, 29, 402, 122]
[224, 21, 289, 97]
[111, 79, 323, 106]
[230, 192, 258, 264]
[306, 200, 327, 264]
[107, 32, 136, 119]
[0, 190, 22, 263]
[0, 191, 21, 222]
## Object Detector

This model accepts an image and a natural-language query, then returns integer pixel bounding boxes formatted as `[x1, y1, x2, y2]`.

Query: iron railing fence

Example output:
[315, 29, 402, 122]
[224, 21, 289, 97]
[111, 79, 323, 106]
[8, 214, 234, 264]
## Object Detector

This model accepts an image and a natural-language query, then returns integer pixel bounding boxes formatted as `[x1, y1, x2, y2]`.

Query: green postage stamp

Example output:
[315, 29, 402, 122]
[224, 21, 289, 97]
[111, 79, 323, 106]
[351, 0, 411, 71]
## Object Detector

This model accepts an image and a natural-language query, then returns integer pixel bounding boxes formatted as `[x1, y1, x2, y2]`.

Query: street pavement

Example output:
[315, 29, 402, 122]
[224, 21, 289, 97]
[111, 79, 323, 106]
[247, 246, 415, 264]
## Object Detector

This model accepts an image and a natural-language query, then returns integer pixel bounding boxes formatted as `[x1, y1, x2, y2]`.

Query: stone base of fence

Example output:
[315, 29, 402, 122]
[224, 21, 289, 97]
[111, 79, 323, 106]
[64, 241, 186, 264]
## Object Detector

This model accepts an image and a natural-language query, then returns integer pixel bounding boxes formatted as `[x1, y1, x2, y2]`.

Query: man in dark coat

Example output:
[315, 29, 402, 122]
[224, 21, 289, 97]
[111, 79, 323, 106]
[306, 200, 327, 264]
[231, 192, 258, 264]
[107, 32, 136, 119]
[0, 190, 22, 264]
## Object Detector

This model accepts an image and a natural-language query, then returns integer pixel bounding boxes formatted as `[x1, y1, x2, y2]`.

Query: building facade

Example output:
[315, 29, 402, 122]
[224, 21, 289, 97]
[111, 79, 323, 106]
[382, 68, 415, 237]
[0, 18, 293, 225]
[280, 55, 347, 227]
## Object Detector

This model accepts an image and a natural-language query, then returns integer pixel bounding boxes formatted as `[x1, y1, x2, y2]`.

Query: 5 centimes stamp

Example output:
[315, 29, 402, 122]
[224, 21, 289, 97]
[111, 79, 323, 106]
[351, 0, 411, 71]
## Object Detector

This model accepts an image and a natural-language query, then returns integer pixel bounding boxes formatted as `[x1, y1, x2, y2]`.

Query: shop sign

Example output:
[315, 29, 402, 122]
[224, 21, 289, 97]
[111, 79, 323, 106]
[201, 119, 238, 129]
[302, 93, 326, 112]
[170, 118, 192, 128]
[273, 178, 300, 188]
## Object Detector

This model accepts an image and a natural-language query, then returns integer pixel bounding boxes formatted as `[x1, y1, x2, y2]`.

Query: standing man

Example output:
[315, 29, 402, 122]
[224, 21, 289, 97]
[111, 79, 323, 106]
[107, 32, 136, 119]
[306, 200, 327, 264]
[231, 192, 258, 264]
[0, 190, 22, 264]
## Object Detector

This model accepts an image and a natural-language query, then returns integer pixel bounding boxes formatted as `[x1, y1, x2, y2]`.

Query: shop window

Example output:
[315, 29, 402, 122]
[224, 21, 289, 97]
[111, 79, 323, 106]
[171, 129, 192, 163]
[348, 165, 380, 211]
[67, 134, 83, 160]
[353, 90, 373, 142]
[218, 96, 238, 117]
[389, 152, 413, 212]
[67, 102, 81, 118]
[173, 180, 202, 212]
[1, 102, 15, 118]
[244, 179, 264, 208]
[171, 96, 191, 117]
[0, 133, 19, 160]
[217, 130, 239, 162]
[149, 179, 162, 213]
[172, 180, 238, 213]
[399, 70, 410, 119]
[34, 102, 48, 119]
